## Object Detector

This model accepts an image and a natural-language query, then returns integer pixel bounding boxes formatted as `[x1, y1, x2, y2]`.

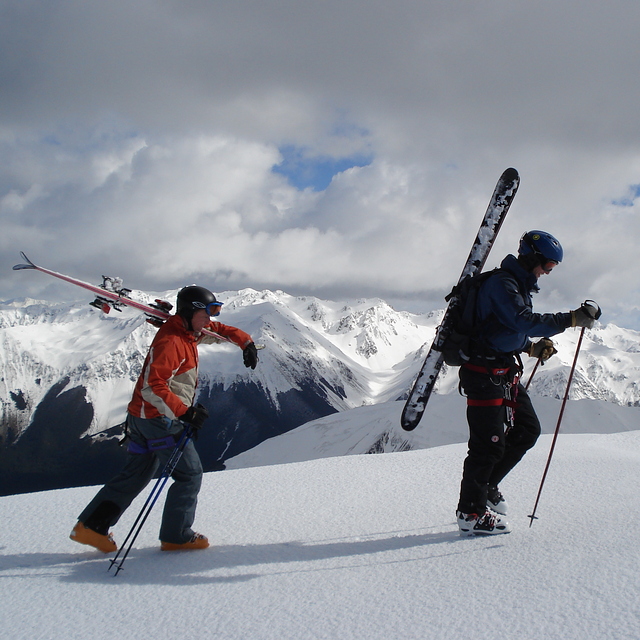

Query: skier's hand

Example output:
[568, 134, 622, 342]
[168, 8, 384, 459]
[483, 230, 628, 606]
[528, 338, 557, 362]
[571, 300, 601, 329]
[180, 403, 209, 430]
[243, 342, 259, 369]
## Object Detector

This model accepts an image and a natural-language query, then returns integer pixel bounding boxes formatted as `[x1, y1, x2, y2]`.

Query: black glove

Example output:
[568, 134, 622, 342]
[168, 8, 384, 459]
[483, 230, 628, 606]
[571, 301, 601, 329]
[243, 342, 259, 369]
[180, 403, 209, 430]
[527, 338, 557, 362]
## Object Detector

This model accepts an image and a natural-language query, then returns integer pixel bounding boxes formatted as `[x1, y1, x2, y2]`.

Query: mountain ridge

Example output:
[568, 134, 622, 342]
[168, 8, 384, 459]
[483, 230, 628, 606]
[1, 287, 639, 494]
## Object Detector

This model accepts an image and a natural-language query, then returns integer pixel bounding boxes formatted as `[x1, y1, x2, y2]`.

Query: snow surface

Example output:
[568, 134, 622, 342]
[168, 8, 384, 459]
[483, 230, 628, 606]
[2, 288, 640, 638]
[2, 428, 639, 640]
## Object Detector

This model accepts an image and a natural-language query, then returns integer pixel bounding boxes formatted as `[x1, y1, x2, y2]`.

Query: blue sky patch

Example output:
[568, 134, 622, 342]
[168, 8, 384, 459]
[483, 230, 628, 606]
[273, 145, 373, 191]
[612, 184, 640, 207]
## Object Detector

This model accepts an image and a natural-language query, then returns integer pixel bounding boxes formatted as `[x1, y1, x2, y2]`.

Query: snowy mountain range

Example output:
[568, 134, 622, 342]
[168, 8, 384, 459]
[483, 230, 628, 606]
[1, 286, 639, 494]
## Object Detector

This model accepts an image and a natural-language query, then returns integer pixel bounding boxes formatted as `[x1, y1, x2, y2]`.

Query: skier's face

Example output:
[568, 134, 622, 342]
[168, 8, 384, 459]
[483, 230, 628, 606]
[533, 260, 557, 278]
[191, 309, 211, 333]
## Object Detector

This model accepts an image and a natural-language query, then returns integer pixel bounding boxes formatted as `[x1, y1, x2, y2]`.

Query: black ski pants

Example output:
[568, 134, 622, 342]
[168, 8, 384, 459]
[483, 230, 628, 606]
[457, 364, 541, 514]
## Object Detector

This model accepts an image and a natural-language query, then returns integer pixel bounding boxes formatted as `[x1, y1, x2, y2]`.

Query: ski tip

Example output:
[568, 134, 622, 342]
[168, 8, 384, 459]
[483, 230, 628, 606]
[12, 251, 37, 271]
[401, 422, 417, 432]
[502, 167, 519, 182]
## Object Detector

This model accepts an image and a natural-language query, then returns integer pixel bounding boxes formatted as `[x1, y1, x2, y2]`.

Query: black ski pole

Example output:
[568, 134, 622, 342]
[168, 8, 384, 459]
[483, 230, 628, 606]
[528, 301, 601, 526]
[109, 426, 194, 575]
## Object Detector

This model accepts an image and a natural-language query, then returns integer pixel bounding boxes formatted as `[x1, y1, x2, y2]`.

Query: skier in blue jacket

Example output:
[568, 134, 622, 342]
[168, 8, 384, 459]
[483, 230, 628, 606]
[456, 230, 599, 536]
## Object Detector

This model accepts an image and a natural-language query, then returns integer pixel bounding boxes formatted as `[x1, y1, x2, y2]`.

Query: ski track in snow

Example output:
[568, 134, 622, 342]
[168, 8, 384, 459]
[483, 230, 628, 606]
[1, 430, 639, 640]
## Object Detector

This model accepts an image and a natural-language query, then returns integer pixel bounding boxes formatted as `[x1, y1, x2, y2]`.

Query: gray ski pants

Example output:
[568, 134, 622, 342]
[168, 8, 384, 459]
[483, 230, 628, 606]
[78, 413, 203, 544]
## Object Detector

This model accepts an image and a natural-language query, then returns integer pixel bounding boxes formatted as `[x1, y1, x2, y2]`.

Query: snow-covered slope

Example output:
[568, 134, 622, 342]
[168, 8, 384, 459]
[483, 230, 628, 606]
[226, 396, 640, 469]
[1, 429, 639, 640]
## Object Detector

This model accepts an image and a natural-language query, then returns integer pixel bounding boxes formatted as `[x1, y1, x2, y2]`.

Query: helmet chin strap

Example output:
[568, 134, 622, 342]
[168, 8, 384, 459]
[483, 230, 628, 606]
[518, 252, 540, 272]
[178, 311, 194, 332]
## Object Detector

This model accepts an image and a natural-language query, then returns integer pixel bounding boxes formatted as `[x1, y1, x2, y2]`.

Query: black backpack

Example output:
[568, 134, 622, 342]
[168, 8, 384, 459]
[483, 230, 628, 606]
[440, 268, 502, 366]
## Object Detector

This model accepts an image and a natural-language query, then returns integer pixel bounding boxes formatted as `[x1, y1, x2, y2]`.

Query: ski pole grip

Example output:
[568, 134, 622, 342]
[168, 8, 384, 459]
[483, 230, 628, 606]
[582, 300, 601, 321]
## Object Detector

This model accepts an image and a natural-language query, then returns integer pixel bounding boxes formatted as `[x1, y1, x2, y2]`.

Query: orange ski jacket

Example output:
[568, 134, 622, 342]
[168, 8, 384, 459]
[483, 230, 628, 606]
[127, 314, 252, 420]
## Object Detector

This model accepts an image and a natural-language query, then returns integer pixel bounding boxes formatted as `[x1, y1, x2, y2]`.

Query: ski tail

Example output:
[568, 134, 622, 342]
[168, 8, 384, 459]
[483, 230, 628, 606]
[400, 349, 445, 431]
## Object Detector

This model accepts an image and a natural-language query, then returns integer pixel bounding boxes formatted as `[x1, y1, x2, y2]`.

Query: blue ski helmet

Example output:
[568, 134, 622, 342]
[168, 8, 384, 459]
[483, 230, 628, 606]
[518, 230, 563, 264]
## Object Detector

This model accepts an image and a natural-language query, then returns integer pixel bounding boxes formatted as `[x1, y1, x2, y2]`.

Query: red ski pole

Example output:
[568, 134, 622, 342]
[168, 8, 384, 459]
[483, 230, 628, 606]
[525, 356, 542, 390]
[528, 301, 601, 527]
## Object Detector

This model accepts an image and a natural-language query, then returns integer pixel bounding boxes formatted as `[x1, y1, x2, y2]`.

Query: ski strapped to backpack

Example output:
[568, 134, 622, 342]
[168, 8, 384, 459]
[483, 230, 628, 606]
[401, 168, 520, 431]
[440, 268, 504, 366]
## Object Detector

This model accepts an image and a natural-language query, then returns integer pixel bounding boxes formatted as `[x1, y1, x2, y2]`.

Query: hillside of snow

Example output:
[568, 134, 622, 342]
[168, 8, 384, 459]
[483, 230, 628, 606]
[1, 428, 638, 640]
[226, 396, 640, 469]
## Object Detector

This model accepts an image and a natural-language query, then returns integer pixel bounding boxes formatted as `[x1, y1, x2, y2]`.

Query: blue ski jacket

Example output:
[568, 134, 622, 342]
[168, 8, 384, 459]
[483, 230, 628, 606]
[474, 254, 572, 355]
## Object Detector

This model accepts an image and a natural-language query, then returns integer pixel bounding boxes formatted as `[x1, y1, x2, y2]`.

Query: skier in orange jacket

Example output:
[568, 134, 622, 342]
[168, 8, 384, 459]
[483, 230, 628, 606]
[70, 285, 258, 553]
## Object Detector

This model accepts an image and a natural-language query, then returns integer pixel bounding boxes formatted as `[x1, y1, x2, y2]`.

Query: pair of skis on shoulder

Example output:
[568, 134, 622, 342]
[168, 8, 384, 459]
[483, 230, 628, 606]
[13, 252, 237, 345]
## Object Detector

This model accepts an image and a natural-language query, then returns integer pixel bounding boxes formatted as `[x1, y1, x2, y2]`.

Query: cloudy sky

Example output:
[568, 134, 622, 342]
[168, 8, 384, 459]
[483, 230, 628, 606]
[2, 0, 640, 328]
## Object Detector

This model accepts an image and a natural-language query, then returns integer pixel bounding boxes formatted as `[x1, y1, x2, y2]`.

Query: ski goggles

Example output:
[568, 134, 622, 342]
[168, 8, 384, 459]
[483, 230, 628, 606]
[192, 301, 223, 316]
[541, 260, 558, 274]
[206, 302, 223, 317]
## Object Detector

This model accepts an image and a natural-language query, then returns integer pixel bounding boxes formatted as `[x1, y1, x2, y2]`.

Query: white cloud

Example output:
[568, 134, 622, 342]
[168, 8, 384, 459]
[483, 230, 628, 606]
[1, 1, 640, 328]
